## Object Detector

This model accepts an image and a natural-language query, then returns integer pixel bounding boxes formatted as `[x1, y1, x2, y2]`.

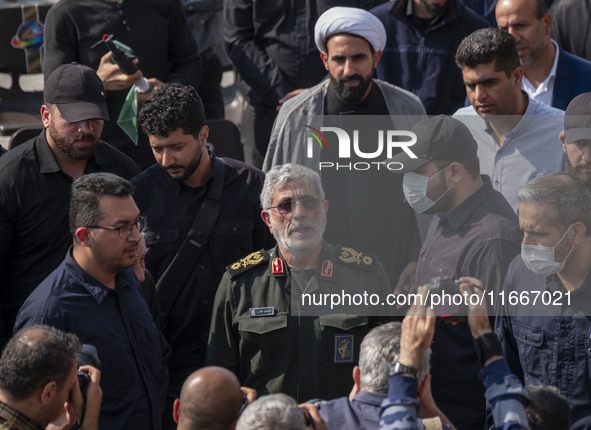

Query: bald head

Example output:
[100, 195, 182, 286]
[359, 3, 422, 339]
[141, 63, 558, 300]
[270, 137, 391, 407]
[176, 366, 243, 430]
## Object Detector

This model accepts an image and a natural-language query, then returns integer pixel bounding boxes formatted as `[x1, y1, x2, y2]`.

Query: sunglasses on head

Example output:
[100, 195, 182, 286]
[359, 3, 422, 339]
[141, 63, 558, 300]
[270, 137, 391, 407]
[269, 197, 321, 215]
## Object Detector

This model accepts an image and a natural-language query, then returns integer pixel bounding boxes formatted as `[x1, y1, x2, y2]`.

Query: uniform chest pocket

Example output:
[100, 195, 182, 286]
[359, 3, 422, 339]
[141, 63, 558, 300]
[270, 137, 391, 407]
[238, 313, 289, 373]
[319, 315, 369, 366]
[512, 321, 545, 379]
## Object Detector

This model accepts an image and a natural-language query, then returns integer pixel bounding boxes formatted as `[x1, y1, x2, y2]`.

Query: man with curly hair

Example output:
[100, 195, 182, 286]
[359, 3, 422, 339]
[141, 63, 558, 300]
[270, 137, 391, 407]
[133, 83, 272, 430]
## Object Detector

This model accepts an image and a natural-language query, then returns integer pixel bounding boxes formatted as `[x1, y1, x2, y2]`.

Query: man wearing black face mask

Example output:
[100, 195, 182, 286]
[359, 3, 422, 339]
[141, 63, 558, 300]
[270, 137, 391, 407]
[390, 115, 522, 429]
[496, 173, 591, 430]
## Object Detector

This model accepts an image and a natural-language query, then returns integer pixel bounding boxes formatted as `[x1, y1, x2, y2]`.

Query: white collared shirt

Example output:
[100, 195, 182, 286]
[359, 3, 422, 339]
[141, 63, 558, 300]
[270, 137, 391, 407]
[521, 39, 560, 107]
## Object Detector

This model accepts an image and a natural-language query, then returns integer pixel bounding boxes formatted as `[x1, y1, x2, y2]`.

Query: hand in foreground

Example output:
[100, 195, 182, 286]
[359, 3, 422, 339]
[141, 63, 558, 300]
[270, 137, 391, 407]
[458, 276, 491, 339]
[96, 51, 142, 91]
[399, 285, 435, 370]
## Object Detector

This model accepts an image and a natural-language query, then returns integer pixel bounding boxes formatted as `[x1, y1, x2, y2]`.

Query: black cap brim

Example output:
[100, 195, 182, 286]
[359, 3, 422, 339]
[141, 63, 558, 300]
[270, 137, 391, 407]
[57, 101, 110, 123]
[388, 151, 431, 174]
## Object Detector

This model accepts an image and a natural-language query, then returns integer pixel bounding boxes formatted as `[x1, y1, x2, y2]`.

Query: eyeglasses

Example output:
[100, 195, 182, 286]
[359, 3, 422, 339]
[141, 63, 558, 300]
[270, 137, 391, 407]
[87, 216, 145, 240]
[268, 197, 322, 215]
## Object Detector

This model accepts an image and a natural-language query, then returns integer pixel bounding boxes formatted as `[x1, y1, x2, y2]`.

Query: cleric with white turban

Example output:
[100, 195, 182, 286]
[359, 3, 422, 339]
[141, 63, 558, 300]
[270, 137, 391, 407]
[314, 6, 387, 54]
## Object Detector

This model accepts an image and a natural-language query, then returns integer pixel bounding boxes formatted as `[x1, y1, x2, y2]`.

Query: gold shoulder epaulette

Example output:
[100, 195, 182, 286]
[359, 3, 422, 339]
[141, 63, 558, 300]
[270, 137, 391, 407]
[337, 246, 377, 271]
[226, 249, 270, 279]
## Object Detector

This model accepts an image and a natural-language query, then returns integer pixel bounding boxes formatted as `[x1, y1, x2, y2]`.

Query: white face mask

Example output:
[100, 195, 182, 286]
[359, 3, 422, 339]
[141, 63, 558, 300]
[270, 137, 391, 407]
[521, 225, 574, 276]
[403, 167, 453, 214]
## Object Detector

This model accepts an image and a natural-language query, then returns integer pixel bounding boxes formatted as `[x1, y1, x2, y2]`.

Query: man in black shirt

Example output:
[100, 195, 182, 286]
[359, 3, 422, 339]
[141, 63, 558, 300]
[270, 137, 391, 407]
[0, 63, 140, 350]
[390, 115, 522, 429]
[133, 83, 272, 430]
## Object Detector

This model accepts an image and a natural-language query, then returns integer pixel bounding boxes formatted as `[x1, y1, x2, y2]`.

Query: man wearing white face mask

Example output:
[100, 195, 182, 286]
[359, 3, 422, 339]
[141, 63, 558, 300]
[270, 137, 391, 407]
[495, 172, 591, 430]
[389, 115, 522, 429]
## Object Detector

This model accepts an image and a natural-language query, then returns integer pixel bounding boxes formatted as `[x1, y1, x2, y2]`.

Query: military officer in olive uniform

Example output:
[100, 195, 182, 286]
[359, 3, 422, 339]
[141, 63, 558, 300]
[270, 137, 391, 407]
[205, 164, 392, 401]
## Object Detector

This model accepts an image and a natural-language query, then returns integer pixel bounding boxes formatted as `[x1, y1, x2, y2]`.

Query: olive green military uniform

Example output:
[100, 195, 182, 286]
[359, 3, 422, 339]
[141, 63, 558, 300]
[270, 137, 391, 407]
[205, 242, 392, 401]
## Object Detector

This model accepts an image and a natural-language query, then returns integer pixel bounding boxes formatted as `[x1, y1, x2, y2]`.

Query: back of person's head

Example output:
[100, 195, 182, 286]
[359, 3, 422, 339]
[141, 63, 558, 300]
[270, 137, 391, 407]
[455, 28, 521, 77]
[69, 172, 134, 242]
[235, 393, 305, 430]
[358, 322, 430, 393]
[260, 163, 325, 210]
[517, 173, 591, 235]
[0, 325, 81, 401]
[176, 366, 243, 430]
[525, 385, 571, 430]
[138, 83, 206, 139]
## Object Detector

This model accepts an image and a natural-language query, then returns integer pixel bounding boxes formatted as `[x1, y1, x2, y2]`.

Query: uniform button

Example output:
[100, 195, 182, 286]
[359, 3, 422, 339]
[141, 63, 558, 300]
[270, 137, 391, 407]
[495, 180, 500, 185]
[232, 226, 238, 232]
[522, 334, 527, 339]
[199, 265, 205, 271]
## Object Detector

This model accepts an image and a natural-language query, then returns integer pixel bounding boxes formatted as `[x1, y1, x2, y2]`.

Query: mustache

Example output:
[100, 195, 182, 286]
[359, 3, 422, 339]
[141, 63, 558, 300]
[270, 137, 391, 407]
[71, 134, 97, 143]
[165, 165, 185, 170]
[339, 74, 364, 84]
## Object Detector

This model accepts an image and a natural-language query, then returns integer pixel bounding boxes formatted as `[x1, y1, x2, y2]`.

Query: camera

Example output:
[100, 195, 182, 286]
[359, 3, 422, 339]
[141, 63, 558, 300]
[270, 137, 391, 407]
[75, 344, 101, 423]
[425, 277, 462, 294]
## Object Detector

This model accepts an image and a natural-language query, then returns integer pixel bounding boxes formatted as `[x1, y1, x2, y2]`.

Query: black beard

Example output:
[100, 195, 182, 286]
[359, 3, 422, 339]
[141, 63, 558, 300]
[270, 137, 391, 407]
[419, 0, 446, 18]
[331, 73, 372, 104]
[48, 124, 96, 161]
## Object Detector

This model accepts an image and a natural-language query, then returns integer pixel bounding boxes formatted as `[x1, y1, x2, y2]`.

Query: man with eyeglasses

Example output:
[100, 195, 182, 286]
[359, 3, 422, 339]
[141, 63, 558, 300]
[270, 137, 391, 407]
[496, 173, 591, 430]
[0, 63, 140, 352]
[206, 163, 392, 402]
[15, 172, 168, 430]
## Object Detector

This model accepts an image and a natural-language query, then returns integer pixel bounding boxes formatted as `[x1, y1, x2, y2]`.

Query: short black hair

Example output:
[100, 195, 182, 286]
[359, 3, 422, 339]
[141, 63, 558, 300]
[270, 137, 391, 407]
[0, 326, 80, 400]
[138, 83, 206, 139]
[69, 172, 134, 242]
[455, 28, 520, 77]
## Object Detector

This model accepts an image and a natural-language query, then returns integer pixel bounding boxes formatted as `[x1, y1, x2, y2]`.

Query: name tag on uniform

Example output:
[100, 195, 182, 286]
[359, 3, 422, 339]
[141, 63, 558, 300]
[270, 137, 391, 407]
[334, 334, 354, 363]
[249, 307, 275, 317]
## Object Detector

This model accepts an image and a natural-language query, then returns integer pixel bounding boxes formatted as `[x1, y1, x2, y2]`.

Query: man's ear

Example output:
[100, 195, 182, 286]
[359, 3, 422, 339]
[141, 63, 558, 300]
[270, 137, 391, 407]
[559, 130, 567, 153]
[513, 67, 524, 87]
[373, 50, 383, 68]
[320, 51, 329, 71]
[75, 227, 91, 246]
[40, 381, 58, 406]
[352, 365, 361, 392]
[41, 105, 51, 128]
[199, 125, 209, 147]
[571, 221, 587, 245]
[448, 162, 464, 183]
[173, 398, 180, 423]
[261, 210, 273, 234]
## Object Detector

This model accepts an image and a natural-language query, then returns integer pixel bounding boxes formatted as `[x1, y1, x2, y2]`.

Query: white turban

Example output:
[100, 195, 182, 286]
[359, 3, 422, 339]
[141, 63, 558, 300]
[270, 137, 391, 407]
[314, 7, 387, 53]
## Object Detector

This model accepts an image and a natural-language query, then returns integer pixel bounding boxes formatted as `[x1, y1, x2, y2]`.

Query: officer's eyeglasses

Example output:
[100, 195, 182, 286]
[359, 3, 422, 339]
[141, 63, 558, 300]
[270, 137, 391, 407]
[87, 216, 145, 240]
[269, 197, 321, 215]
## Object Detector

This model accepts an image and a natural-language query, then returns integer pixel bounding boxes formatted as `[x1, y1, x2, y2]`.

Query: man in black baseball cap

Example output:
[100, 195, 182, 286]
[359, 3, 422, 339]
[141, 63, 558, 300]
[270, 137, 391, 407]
[560, 92, 591, 189]
[44, 62, 110, 123]
[389, 115, 521, 430]
[390, 115, 480, 214]
[0, 63, 139, 349]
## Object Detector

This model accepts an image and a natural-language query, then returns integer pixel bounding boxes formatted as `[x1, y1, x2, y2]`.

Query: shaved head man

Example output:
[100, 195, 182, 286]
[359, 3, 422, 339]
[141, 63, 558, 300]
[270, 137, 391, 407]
[174, 367, 244, 430]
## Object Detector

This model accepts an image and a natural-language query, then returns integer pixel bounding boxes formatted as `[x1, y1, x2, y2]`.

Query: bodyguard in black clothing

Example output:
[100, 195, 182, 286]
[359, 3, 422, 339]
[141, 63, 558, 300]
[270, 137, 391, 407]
[389, 116, 522, 429]
[0, 63, 140, 350]
[133, 83, 272, 430]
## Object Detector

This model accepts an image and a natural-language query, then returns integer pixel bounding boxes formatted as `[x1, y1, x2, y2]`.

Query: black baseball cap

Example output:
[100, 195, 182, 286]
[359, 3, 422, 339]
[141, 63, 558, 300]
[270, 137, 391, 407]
[564, 92, 591, 144]
[44, 63, 109, 122]
[390, 115, 478, 173]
